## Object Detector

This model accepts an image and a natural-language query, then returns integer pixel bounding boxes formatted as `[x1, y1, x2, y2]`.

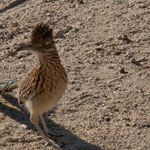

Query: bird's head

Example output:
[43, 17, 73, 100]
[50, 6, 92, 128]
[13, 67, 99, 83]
[17, 22, 55, 53]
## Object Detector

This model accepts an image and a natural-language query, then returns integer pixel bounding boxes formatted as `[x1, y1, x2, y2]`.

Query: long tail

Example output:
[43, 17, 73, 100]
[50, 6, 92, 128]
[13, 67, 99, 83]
[0, 80, 18, 97]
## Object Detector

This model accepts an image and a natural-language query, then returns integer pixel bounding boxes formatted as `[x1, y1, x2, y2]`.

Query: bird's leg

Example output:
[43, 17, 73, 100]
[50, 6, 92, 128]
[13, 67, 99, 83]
[40, 115, 57, 136]
[40, 115, 49, 133]
[30, 113, 61, 149]
[40, 115, 62, 137]
[30, 113, 50, 143]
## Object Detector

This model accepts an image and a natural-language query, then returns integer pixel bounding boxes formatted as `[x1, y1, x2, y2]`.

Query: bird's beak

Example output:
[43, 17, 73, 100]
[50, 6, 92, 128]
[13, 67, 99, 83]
[16, 43, 33, 51]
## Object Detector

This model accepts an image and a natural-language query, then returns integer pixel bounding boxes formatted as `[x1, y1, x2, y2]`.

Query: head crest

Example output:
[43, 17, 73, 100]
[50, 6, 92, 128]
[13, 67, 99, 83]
[31, 22, 53, 45]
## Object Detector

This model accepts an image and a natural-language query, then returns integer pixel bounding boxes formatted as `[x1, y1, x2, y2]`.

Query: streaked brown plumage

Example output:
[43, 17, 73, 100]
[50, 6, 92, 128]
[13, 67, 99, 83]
[0, 22, 68, 146]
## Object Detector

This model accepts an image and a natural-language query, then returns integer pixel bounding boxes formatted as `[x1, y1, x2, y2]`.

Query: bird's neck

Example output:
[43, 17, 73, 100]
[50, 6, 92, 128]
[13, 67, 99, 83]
[38, 48, 61, 67]
[35, 48, 67, 82]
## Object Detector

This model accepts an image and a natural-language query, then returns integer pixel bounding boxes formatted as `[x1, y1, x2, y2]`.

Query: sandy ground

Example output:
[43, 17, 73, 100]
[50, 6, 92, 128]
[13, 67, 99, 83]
[0, 0, 150, 150]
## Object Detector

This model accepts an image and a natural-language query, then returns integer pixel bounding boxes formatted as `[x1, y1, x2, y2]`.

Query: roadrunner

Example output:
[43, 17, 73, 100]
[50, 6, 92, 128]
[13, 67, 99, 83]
[0, 22, 68, 145]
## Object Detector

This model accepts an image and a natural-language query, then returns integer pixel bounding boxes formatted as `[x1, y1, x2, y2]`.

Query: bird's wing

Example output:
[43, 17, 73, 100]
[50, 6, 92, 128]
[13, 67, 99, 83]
[0, 80, 18, 97]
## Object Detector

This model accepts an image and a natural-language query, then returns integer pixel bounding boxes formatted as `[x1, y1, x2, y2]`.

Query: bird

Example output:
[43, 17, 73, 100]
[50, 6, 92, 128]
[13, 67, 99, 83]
[0, 22, 68, 146]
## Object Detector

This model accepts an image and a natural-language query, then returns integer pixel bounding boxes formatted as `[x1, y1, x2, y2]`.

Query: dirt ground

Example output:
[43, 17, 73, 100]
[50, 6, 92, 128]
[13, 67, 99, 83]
[0, 0, 150, 150]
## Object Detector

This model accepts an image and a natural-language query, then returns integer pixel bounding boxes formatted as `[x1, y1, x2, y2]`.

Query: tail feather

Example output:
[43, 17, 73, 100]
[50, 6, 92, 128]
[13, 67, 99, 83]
[0, 80, 18, 97]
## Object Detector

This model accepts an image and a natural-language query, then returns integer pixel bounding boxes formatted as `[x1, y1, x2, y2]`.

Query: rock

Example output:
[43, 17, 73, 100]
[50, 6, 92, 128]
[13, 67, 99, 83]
[130, 58, 141, 66]
[11, 22, 18, 27]
[95, 77, 100, 81]
[105, 116, 111, 122]
[118, 67, 127, 74]
[63, 26, 73, 34]
[108, 64, 115, 69]
[95, 47, 103, 51]
[130, 58, 136, 63]
[95, 41, 104, 46]
[73, 28, 79, 32]
[0, 24, 4, 29]
[21, 124, 28, 129]
[120, 68, 124, 73]
[118, 34, 132, 44]
[77, 0, 84, 4]
[55, 31, 66, 39]
[8, 31, 15, 39]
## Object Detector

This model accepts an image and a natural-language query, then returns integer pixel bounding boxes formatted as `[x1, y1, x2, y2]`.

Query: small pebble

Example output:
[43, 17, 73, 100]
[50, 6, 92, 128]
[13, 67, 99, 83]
[95, 47, 103, 51]
[118, 34, 132, 44]
[63, 26, 73, 34]
[11, 22, 18, 27]
[130, 58, 141, 66]
[130, 57, 136, 63]
[77, 0, 84, 4]
[55, 31, 66, 39]
[21, 124, 28, 129]
[119, 67, 125, 73]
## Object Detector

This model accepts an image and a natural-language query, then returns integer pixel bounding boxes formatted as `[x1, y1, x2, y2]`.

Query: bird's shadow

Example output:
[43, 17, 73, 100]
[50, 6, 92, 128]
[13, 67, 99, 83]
[0, 94, 103, 150]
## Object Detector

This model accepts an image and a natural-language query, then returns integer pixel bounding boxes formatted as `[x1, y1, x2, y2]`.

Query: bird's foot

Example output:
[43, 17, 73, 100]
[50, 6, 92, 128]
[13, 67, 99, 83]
[44, 141, 62, 150]
[45, 130, 63, 138]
